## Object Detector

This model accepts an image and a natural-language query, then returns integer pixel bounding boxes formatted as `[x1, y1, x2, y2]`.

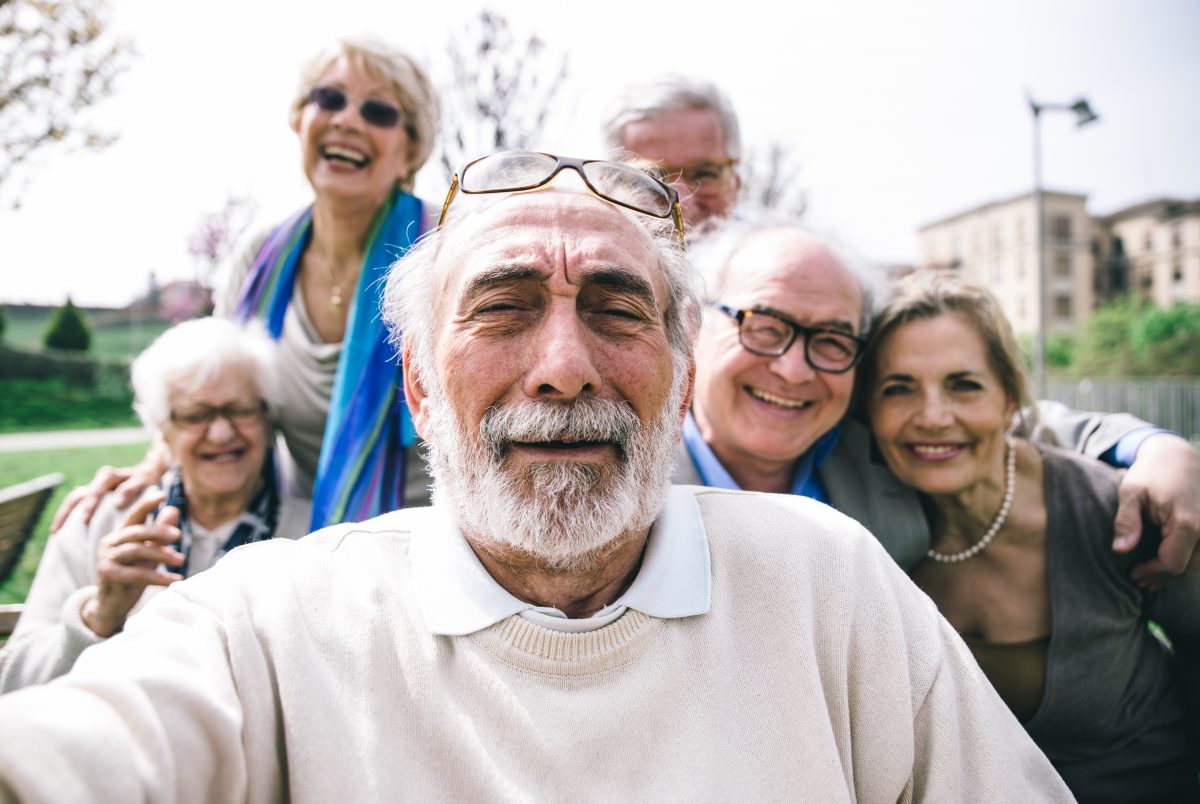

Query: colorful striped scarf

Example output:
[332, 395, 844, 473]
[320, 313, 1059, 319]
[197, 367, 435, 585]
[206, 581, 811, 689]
[233, 188, 422, 529]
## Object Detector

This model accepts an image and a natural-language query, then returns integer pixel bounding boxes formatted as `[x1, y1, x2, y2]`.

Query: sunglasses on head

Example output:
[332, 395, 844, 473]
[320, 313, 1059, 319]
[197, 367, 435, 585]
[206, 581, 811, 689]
[306, 86, 403, 129]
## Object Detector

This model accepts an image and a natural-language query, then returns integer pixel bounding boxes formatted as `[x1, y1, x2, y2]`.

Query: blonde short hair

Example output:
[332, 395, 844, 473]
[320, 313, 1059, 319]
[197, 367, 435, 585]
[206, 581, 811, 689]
[289, 36, 441, 192]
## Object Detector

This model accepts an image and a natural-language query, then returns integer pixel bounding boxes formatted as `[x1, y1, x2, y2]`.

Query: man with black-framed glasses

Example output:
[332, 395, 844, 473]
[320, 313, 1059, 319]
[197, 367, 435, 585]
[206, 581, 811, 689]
[679, 219, 1200, 581]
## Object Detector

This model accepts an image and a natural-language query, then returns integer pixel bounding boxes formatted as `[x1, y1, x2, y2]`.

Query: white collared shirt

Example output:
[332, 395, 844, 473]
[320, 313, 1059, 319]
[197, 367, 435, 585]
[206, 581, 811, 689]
[410, 487, 712, 635]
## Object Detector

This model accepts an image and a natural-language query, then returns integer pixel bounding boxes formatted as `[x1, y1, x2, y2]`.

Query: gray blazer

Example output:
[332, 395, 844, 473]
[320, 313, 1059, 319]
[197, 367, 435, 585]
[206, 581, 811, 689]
[671, 402, 1151, 571]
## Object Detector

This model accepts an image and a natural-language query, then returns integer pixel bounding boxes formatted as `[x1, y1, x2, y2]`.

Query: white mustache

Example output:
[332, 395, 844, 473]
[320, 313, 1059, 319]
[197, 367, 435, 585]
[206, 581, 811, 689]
[478, 398, 639, 462]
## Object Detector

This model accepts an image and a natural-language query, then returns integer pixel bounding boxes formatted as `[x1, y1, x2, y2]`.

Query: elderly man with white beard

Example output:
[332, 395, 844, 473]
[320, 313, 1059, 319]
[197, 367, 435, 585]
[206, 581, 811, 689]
[0, 153, 1072, 803]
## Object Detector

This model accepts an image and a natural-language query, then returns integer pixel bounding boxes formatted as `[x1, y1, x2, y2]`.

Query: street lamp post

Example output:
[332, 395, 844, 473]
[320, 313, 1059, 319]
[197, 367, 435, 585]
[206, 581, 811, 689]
[1028, 93, 1098, 400]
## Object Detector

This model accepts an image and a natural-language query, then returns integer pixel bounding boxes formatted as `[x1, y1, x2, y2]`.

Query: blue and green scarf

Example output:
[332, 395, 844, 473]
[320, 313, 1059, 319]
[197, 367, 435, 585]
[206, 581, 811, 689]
[233, 188, 421, 529]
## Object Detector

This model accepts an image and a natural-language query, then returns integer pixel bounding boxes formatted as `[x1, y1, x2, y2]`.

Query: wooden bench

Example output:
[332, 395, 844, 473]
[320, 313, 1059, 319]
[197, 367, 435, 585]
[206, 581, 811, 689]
[0, 603, 21, 640]
[0, 473, 65, 637]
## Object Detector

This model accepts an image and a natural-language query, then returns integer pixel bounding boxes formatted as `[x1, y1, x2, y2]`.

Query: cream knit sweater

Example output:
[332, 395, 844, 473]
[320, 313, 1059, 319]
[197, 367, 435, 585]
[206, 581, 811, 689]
[0, 488, 1071, 802]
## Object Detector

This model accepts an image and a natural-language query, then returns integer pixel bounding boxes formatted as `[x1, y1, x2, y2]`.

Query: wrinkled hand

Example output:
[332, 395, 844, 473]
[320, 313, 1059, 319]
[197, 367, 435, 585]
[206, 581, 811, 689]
[1112, 433, 1200, 589]
[80, 491, 183, 638]
[50, 441, 170, 532]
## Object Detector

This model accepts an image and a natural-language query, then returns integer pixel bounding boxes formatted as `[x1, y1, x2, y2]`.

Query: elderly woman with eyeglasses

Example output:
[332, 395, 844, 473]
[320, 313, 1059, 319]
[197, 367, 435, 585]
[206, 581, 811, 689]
[54, 35, 441, 532]
[0, 319, 310, 692]
[861, 271, 1200, 803]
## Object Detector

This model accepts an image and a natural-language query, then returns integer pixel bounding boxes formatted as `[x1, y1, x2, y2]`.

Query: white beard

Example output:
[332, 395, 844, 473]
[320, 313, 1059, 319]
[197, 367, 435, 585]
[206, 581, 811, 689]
[423, 374, 685, 573]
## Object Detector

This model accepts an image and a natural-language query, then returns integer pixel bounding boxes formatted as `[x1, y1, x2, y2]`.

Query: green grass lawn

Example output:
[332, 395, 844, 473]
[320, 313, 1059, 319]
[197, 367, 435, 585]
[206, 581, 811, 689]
[0, 441, 150, 605]
[4, 306, 170, 360]
[0, 379, 139, 433]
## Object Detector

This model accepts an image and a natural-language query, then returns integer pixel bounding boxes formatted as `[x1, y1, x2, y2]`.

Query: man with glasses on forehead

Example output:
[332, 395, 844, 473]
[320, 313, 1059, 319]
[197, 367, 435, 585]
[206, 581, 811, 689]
[681, 219, 1200, 578]
[0, 155, 1073, 802]
[602, 75, 741, 227]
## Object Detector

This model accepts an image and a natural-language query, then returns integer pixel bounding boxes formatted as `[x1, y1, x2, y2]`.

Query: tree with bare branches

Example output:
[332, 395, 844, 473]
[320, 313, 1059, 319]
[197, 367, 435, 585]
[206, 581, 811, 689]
[435, 9, 568, 181]
[739, 141, 808, 219]
[0, 0, 132, 205]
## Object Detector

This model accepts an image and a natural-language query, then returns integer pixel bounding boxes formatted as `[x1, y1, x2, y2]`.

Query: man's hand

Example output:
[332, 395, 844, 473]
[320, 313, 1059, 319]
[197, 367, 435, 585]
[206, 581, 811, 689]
[80, 491, 183, 638]
[50, 441, 171, 532]
[1112, 433, 1200, 589]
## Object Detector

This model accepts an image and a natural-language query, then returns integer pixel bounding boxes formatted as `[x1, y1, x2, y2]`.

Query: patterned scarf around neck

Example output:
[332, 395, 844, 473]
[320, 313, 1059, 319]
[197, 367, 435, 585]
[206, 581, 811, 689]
[162, 451, 282, 577]
[232, 188, 422, 529]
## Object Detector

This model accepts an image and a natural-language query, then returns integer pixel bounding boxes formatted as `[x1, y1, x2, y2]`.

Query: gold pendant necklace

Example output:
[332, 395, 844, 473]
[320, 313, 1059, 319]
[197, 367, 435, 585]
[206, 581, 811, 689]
[313, 257, 350, 314]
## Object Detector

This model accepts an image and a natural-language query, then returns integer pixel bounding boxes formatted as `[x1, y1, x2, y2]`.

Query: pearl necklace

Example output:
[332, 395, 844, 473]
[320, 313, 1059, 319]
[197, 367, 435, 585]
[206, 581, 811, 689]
[926, 435, 1016, 564]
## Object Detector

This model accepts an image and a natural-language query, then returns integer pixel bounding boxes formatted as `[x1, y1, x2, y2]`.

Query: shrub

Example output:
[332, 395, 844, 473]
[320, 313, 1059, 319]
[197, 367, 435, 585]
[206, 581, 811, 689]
[43, 298, 92, 352]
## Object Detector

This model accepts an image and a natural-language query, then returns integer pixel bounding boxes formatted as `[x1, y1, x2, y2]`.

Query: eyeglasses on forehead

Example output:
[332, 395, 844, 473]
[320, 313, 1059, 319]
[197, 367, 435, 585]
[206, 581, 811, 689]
[438, 150, 686, 248]
[307, 86, 403, 129]
[715, 304, 865, 374]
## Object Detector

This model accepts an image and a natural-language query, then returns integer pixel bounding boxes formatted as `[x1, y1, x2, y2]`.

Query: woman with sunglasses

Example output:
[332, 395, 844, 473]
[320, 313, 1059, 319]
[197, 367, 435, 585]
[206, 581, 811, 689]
[861, 271, 1200, 803]
[1, 319, 310, 692]
[54, 36, 441, 532]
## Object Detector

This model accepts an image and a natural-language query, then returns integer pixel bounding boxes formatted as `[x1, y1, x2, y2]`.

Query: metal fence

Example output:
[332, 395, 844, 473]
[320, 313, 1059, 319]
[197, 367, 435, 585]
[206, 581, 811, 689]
[1045, 377, 1200, 443]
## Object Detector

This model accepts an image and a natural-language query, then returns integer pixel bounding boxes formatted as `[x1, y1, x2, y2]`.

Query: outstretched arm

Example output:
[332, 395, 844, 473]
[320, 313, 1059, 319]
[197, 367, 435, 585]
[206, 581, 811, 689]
[0, 585, 258, 804]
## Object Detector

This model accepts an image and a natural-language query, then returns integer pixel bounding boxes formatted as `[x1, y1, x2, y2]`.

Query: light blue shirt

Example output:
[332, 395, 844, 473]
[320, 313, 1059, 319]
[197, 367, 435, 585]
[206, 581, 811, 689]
[681, 410, 840, 503]
[409, 487, 712, 636]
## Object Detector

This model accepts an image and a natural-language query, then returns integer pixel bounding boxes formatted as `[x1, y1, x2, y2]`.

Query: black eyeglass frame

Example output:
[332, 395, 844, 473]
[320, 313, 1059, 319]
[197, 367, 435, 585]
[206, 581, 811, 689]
[438, 151, 686, 248]
[715, 304, 866, 375]
[306, 86, 404, 129]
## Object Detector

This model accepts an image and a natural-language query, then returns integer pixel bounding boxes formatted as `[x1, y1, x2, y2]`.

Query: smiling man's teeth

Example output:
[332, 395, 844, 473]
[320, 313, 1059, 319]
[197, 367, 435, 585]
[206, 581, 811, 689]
[747, 387, 810, 410]
[320, 145, 369, 166]
[912, 444, 960, 456]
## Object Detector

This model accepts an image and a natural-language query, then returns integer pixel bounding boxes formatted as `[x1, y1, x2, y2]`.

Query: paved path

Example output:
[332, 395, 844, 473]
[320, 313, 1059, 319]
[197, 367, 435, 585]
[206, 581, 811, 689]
[0, 427, 150, 454]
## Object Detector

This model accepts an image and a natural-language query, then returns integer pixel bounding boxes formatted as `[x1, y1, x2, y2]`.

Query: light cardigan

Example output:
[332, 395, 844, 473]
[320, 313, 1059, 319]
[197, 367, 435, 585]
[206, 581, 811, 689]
[0, 488, 1071, 803]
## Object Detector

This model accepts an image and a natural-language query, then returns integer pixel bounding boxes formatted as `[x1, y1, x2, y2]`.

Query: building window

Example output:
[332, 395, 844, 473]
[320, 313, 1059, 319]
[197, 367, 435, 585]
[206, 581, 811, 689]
[1172, 225, 1182, 250]
[1054, 295, 1072, 320]
[1054, 254, 1071, 278]
[1050, 215, 1071, 242]
[1174, 263, 1184, 284]
[1144, 230, 1153, 253]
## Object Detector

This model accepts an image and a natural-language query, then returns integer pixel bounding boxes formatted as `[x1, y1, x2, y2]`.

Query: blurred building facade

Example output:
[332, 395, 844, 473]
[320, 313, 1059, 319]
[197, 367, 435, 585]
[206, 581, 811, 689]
[917, 193, 1200, 335]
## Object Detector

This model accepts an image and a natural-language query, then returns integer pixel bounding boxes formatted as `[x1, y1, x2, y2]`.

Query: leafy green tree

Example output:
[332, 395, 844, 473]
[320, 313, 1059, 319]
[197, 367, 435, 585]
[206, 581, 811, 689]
[1073, 298, 1140, 376]
[43, 297, 91, 352]
[0, 304, 7, 342]
[1073, 298, 1200, 377]
[1045, 331, 1076, 371]
[1133, 304, 1200, 376]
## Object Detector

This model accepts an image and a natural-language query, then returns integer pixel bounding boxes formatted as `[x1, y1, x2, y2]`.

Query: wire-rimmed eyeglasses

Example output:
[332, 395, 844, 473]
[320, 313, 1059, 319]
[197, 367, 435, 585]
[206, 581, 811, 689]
[438, 150, 686, 248]
[654, 156, 737, 191]
[715, 304, 865, 374]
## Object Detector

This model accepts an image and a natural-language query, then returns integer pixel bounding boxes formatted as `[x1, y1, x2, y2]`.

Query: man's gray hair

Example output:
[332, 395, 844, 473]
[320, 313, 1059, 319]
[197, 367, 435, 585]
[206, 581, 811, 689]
[381, 194, 702, 391]
[688, 218, 888, 334]
[601, 75, 742, 161]
[130, 317, 280, 431]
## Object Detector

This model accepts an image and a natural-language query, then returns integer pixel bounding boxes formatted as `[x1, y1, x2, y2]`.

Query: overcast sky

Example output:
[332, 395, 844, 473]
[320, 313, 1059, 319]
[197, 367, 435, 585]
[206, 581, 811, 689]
[2, 0, 1197, 306]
